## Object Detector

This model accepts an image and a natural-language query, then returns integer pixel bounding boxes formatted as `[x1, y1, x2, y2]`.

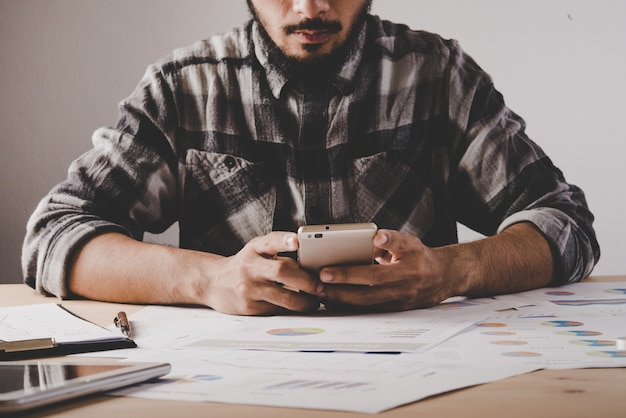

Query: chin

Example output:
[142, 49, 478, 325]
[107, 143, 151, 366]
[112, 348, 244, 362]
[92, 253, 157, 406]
[291, 45, 334, 63]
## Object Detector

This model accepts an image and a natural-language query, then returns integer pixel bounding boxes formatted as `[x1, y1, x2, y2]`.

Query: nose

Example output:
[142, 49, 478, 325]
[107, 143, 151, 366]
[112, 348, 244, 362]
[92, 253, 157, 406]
[292, 0, 331, 19]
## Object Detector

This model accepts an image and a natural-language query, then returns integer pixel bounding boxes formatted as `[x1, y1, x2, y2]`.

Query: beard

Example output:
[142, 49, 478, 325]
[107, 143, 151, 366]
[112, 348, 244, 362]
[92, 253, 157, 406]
[248, 0, 372, 82]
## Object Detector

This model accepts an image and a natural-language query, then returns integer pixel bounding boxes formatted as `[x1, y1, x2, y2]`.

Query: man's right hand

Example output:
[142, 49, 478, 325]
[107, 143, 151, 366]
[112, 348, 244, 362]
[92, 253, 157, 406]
[69, 231, 321, 316]
[203, 232, 321, 315]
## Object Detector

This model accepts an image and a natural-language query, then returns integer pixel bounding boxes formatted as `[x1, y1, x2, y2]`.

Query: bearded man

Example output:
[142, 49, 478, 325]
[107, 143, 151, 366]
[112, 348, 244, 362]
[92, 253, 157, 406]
[23, 1, 599, 315]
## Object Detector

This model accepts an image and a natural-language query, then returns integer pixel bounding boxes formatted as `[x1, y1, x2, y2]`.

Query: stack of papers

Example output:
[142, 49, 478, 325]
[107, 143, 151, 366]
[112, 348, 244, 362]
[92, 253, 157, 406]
[89, 282, 626, 413]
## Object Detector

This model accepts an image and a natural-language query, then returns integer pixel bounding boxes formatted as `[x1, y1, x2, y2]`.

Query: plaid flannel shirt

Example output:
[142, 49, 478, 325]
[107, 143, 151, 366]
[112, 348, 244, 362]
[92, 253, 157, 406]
[23, 15, 599, 297]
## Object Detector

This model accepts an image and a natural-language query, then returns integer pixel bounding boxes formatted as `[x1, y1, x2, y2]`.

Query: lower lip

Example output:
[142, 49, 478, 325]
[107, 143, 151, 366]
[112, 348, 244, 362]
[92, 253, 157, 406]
[294, 31, 332, 44]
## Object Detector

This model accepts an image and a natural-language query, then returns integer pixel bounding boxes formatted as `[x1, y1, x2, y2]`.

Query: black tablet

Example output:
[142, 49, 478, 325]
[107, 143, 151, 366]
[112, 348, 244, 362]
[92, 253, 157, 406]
[0, 360, 170, 413]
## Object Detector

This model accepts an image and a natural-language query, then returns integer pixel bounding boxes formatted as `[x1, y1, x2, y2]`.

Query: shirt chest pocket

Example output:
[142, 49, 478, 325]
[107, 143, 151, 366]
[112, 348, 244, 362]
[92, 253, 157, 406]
[183, 149, 276, 241]
[186, 150, 256, 190]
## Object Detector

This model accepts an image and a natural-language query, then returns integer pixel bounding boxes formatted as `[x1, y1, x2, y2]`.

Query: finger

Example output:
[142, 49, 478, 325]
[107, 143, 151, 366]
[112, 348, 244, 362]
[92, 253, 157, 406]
[260, 281, 321, 313]
[248, 232, 298, 258]
[373, 229, 406, 254]
[321, 282, 396, 308]
[277, 273, 324, 296]
[255, 255, 321, 295]
[373, 230, 428, 264]
[319, 265, 368, 286]
[372, 230, 396, 264]
[319, 262, 394, 287]
[230, 278, 320, 315]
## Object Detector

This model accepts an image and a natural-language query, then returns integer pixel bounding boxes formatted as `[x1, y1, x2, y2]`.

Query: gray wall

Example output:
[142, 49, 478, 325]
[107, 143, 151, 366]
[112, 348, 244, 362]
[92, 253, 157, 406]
[1, 0, 624, 284]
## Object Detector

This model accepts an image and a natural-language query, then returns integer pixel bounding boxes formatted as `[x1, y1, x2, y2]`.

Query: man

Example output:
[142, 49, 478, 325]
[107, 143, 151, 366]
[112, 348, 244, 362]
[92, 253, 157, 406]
[22, 0, 599, 315]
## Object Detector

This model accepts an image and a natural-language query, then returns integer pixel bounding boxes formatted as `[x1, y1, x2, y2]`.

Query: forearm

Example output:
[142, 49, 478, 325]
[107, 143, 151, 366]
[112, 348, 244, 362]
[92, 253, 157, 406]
[68, 231, 321, 315]
[68, 233, 219, 305]
[437, 222, 554, 298]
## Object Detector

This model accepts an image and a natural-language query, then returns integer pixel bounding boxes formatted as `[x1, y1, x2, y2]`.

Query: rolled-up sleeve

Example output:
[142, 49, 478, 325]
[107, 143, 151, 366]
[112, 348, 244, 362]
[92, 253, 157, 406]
[22, 63, 180, 298]
[498, 205, 598, 284]
[446, 39, 600, 284]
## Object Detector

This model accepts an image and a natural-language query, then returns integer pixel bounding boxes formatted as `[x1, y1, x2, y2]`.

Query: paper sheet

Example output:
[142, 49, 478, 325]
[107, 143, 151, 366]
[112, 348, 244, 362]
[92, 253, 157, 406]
[127, 303, 491, 353]
[459, 282, 626, 369]
[113, 348, 538, 414]
[0, 303, 121, 344]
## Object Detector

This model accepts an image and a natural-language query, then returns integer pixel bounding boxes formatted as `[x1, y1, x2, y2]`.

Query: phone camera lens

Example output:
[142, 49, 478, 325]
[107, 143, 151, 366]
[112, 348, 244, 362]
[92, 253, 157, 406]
[315, 233, 323, 238]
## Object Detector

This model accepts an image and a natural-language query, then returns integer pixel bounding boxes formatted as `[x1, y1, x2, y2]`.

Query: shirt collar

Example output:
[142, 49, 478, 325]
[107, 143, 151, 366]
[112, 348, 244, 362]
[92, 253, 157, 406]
[251, 19, 367, 99]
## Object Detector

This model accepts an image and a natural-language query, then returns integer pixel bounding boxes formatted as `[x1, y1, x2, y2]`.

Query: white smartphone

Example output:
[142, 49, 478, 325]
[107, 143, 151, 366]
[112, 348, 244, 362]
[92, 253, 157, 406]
[297, 223, 378, 272]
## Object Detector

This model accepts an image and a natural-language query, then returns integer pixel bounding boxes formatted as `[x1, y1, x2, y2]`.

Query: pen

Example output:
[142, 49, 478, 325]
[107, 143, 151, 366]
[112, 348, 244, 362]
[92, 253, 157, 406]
[114, 311, 132, 338]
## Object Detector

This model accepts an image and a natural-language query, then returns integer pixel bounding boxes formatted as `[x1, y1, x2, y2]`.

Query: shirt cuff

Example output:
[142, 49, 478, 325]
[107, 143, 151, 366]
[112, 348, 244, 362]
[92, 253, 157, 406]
[39, 221, 131, 298]
[497, 208, 594, 285]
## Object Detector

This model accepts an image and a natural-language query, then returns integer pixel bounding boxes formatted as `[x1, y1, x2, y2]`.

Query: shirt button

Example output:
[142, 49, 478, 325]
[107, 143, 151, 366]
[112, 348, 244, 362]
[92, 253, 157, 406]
[224, 156, 236, 169]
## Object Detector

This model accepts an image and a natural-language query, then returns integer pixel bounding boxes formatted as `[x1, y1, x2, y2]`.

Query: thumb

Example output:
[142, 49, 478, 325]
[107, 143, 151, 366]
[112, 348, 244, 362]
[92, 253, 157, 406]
[250, 231, 298, 257]
[373, 229, 419, 263]
[373, 229, 396, 263]
[373, 229, 393, 250]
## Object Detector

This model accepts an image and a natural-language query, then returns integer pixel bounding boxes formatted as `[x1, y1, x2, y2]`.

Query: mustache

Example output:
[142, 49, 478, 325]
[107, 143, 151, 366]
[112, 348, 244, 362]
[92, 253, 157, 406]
[283, 18, 342, 35]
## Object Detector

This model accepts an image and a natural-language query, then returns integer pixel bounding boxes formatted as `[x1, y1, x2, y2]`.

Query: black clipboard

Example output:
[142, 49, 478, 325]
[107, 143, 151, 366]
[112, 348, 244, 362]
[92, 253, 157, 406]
[0, 304, 137, 361]
[0, 336, 136, 360]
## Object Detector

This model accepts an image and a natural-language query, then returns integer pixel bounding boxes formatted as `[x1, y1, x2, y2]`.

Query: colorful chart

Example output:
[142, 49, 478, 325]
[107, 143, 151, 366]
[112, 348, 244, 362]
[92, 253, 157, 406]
[501, 351, 542, 358]
[267, 328, 325, 336]
[490, 340, 528, 346]
[569, 340, 616, 347]
[587, 351, 626, 358]
[541, 320, 584, 327]
[192, 374, 223, 382]
[476, 322, 507, 328]
[550, 299, 626, 306]
[605, 288, 626, 295]
[556, 330, 602, 337]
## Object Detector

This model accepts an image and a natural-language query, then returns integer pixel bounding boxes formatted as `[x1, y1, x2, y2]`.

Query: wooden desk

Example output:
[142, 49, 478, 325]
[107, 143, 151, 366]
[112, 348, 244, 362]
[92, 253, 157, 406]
[2, 276, 625, 418]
